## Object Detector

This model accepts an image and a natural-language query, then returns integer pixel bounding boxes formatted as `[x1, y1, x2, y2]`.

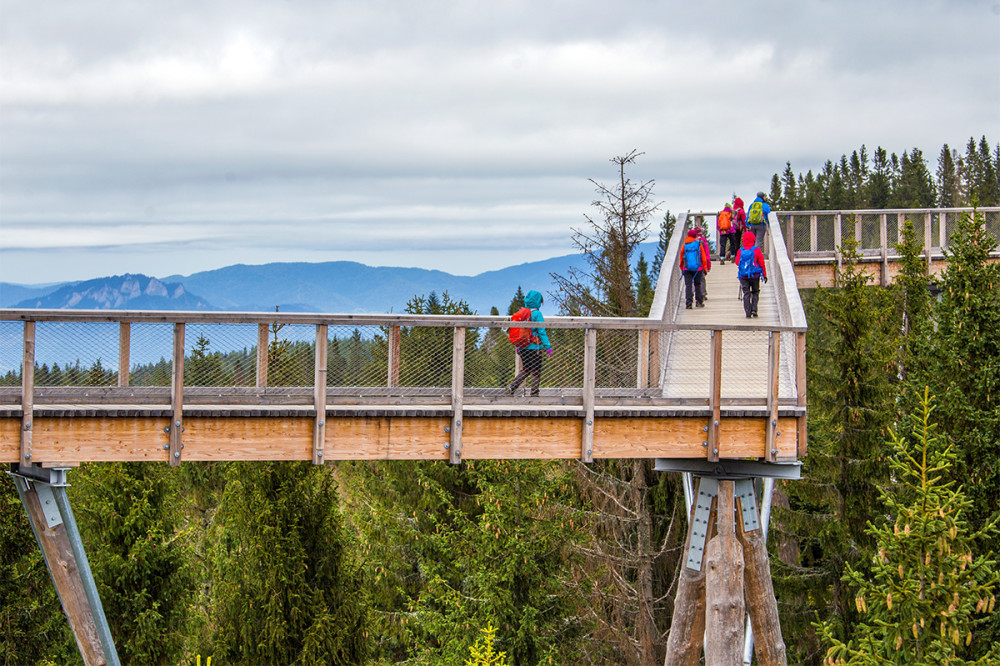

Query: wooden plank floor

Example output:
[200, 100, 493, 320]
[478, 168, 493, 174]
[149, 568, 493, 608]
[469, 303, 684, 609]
[662, 261, 795, 400]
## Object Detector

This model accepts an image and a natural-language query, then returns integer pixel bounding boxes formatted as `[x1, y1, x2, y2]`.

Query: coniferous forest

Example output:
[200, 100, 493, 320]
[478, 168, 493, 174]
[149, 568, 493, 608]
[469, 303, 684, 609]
[2, 138, 999, 665]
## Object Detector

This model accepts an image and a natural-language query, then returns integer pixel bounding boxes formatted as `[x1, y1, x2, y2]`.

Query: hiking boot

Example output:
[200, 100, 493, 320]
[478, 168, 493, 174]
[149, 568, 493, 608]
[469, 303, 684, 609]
[751, 312, 758, 317]
[530, 390, 540, 397]
[686, 304, 693, 309]
[696, 302, 705, 308]
[507, 385, 517, 395]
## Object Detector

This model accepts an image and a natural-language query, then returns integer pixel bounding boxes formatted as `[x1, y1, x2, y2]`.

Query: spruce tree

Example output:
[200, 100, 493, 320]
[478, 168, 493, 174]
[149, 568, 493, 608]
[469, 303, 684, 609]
[820, 390, 1000, 664]
[938, 144, 960, 207]
[211, 462, 370, 665]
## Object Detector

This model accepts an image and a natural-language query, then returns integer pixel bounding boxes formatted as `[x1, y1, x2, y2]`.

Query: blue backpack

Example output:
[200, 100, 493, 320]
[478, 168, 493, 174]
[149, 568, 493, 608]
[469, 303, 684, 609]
[738, 247, 763, 278]
[683, 240, 702, 271]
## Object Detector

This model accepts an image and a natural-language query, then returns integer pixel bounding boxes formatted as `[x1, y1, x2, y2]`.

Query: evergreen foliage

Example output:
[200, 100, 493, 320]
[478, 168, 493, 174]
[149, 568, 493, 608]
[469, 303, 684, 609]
[210, 462, 370, 665]
[71, 462, 194, 665]
[819, 390, 1000, 664]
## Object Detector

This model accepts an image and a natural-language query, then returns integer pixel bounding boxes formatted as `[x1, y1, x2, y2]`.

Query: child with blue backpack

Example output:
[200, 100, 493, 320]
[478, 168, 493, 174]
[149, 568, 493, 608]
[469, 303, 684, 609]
[736, 230, 768, 318]
[679, 227, 711, 308]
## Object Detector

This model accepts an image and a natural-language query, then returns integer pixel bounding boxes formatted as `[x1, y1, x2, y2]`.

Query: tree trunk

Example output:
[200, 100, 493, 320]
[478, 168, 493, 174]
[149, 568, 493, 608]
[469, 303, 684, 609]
[736, 520, 787, 666]
[704, 480, 745, 666]
[664, 478, 708, 666]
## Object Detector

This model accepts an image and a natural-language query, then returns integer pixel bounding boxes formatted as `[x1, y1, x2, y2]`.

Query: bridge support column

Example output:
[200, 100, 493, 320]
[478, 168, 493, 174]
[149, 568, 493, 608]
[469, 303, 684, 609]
[8, 465, 120, 666]
[662, 464, 790, 666]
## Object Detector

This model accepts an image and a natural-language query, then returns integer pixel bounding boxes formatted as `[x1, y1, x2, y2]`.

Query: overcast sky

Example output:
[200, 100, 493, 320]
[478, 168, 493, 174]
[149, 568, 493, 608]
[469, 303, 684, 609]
[2, 0, 998, 285]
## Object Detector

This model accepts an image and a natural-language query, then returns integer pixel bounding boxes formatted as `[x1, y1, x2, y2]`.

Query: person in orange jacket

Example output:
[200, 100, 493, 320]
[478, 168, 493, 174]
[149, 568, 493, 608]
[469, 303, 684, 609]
[679, 227, 711, 308]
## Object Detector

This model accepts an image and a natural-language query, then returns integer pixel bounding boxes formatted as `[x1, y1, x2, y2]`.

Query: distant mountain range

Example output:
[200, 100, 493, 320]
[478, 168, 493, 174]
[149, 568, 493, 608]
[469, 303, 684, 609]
[0, 242, 662, 315]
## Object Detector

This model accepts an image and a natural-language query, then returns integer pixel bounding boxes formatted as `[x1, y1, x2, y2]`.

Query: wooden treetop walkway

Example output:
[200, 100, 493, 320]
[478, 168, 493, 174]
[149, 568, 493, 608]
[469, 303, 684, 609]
[1, 211, 809, 468]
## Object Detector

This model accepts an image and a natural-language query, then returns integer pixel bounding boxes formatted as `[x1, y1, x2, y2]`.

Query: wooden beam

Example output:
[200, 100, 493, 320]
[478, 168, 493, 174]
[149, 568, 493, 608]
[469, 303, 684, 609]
[118, 322, 130, 388]
[256, 323, 269, 387]
[21, 321, 34, 465]
[581, 329, 596, 463]
[707, 330, 722, 462]
[924, 212, 933, 274]
[704, 480, 745, 665]
[16, 478, 109, 665]
[169, 323, 184, 466]
[387, 325, 401, 388]
[809, 214, 818, 253]
[766, 332, 780, 463]
[450, 327, 465, 464]
[637, 329, 650, 389]
[664, 476, 708, 666]
[834, 213, 843, 273]
[796, 331, 808, 458]
[313, 324, 328, 465]
[1, 415, 802, 464]
[879, 213, 889, 287]
[736, 491, 788, 665]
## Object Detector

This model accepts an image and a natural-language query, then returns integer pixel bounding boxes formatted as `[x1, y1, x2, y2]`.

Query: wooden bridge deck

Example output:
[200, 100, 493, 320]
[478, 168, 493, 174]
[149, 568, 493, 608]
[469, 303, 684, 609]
[1, 212, 810, 467]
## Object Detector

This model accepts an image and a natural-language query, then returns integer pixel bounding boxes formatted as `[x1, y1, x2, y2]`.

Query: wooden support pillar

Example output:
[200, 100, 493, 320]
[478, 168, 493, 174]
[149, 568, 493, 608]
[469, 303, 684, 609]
[704, 480, 745, 666]
[449, 327, 465, 464]
[117, 322, 130, 387]
[765, 332, 780, 463]
[387, 325, 401, 388]
[637, 329, 650, 389]
[256, 323, 269, 387]
[879, 213, 889, 286]
[313, 324, 328, 465]
[707, 330, 722, 462]
[736, 488, 787, 666]
[796, 331, 808, 458]
[169, 323, 184, 466]
[665, 477, 709, 666]
[21, 321, 34, 465]
[581, 329, 596, 463]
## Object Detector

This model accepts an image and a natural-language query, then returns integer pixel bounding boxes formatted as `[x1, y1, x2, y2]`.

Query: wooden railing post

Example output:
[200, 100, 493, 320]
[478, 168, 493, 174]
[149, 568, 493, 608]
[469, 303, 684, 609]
[582, 329, 596, 463]
[21, 321, 34, 465]
[256, 323, 269, 387]
[939, 211, 947, 251]
[785, 214, 795, 264]
[809, 214, 818, 253]
[637, 329, 650, 389]
[449, 327, 465, 464]
[313, 324, 328, 465]
[834, 213, 843, 273]
[118, 322, 130, 387]
[766, 332, 780, 463]
[387, 325, 401, 387]
[707, 330, 722, 462]
[924, 211, 933, 274]
[796, 331, 808, 458]
[169, 323, 185, 466]
[879, 213, 889, 286]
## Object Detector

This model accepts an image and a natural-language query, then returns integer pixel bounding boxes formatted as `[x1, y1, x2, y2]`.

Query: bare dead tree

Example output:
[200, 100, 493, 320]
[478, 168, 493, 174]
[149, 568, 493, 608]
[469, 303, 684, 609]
[551, 150, 661, 317]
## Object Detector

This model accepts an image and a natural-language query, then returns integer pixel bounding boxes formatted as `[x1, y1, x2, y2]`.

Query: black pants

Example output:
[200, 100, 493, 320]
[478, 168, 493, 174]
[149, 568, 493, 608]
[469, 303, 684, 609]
[683, 270, 705, 306]
[719, 233, 737, 259]
[510, 348, 543, 394]
[740, 277, 760, 317]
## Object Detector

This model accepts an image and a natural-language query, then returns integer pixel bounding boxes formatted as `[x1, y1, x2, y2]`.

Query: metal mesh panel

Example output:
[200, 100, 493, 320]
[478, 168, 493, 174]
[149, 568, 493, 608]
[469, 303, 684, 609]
[858, 213, 881, 251]
[662, 330, 709, 399]
[719, 330, 768, 400]
[130, 323, 173, 386]
[791, 215, 811, 252]
[595, 329, 639, 389]
[185, 323, 256, 387]
[35, 321, 118, 386]
[464, 326, 511, 390]
[328, 326, 383, 388]
[544, 328, 584, 389]
[0, 321, 23, 385]
[986, 210, 1000, 246]
[396, 324, 453, 388]
[816, 214, 836, 252]
[263, 323, 314, 387]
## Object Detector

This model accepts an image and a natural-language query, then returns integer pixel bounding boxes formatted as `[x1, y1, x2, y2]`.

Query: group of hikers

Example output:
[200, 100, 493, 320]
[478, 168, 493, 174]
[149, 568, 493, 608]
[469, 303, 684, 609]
[679, 191, 771, 318]
[505, 192, 772, 395]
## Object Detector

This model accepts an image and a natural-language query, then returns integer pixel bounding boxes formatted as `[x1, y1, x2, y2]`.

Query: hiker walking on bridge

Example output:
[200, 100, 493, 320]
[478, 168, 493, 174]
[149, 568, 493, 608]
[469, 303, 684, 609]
[680, 228, 711, 309]
[746, 192, 771, 253]
[737, 230, 768, 318]
[507, 289, 552, 396]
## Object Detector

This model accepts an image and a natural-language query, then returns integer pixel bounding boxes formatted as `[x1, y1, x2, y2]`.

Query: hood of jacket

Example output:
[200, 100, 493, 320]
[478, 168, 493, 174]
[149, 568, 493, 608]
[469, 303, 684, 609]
[742, 231, 756, 248]
[734, 197, 744, 208]
[524, 289, 544, 309]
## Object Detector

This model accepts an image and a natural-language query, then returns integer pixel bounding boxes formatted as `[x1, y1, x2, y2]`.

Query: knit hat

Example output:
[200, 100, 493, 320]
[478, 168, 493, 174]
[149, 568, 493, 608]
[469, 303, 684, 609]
[756, 191, 766, 200]
[724, 203, 732, 210]
[742, 231, 756, 247]
[686, 228, 699, 238]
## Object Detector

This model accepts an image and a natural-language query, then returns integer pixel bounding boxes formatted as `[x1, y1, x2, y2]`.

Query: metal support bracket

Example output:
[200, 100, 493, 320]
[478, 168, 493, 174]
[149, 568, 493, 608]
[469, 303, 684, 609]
[734, 478, 759, 533]
[685, 477, 717, 571]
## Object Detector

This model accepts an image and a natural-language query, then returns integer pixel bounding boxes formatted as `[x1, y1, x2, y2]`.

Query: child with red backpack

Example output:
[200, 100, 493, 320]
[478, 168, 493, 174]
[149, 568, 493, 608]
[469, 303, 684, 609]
[736, 230, 768, 318]
[717, 203, 737, 264]
[507, 289, 552, 396]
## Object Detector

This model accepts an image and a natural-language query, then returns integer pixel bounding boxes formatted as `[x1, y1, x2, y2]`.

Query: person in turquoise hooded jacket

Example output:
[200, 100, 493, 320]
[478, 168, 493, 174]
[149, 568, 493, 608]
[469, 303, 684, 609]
[507, 289, 552, 396]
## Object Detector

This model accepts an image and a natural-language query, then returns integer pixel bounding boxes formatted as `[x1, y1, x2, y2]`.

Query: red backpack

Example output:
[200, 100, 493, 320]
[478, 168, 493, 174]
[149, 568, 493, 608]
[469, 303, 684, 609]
[508, 308, 538, 347]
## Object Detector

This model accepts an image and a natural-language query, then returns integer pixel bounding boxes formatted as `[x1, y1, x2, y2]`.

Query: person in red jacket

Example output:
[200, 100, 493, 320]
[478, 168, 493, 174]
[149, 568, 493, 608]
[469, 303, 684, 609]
[733, 196, 747, 252]
[736, 230, 768, 318]
[679, 228, 711, 308]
